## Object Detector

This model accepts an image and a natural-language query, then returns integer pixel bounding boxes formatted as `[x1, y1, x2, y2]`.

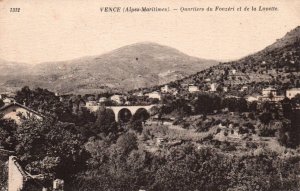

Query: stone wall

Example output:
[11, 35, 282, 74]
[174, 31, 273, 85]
[0, 149, 13, 191]
[8, 156, 28, 191]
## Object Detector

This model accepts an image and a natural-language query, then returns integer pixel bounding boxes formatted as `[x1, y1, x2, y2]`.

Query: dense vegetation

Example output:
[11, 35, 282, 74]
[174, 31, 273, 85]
[1, 86, 300, 190]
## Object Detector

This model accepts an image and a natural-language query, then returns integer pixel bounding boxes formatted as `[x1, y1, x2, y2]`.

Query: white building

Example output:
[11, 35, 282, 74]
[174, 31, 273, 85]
[286, 88, 300, 99]
[188, 85, 199, 93]
[210, 83, 217, 92]
[240, 86, 248, 92]
[86, 101, 97, 107]
[161, 85, 170, 93]
[99, 97, 108, 103]
[110, 95, 124, 104]
[146, 91, 162, 100]
[161, 85, 178, 94]
[262, 87, 277, 97]
[133, 92, 144, 97]
[259, 87, 285, 102]
[3, 97, 15, 105]
[245, 95, 259, 102]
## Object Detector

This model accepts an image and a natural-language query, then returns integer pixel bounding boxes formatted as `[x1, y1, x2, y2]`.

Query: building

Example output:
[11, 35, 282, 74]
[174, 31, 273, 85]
[161, 85, 178, 94]
[245, 95, 259, 102]
[110, 95, 125, 104]
[231, 69, 237, 75]
[133, 92, 144, 97]
[210, 83, 217, 92]
[188, 84, 199, 93]
[259, 95, 285, 102]
[262, 87, 277, 97]
[161, 85, 170, 93]
[99, 97, 108, 103]
[145, 91, 162, 100]
[240, 86, 248, 92]
[3, 97, 15, 105]
[0, 102, 43, 124]
[0, 154, 48, 191]
[286, 88, 300, 99]
[85, 101, 98, 107]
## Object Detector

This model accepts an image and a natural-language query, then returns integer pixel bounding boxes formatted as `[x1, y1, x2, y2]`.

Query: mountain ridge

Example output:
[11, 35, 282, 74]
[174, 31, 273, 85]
[0, 42, 218, 94]
[162, 26, 300, 95]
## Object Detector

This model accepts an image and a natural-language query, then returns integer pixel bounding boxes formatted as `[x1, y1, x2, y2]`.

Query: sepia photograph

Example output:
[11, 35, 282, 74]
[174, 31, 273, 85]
[0, 0, 300, 190]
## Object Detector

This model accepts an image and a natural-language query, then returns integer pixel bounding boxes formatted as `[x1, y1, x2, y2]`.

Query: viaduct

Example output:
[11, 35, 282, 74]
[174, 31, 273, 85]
[86, 105, 158, 122]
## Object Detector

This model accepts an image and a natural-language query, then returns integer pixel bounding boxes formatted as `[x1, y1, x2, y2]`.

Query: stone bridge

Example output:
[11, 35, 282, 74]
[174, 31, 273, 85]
[107, 105, 158, 122]
[85, 104, 159, 122]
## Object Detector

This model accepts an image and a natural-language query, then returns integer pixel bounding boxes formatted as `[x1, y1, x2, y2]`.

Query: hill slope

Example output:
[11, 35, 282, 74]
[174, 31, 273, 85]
[0, 42, 218, 94]
[167, 26, 300, 95]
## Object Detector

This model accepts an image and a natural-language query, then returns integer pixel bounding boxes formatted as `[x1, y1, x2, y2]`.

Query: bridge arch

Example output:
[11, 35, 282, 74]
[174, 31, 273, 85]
[132, 108, 150, 122]
[106, 104, 158, 122]
[118, 108, 132, 123]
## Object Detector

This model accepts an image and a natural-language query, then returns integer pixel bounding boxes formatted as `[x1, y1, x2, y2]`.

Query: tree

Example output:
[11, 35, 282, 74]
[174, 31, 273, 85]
[281, 98, 292, 119]
[128, 119, 143, 133]
[132, 109, 150, 123]
[92, 107, 117, 136]
[0, 99, 4, 108]
[193, 94, 221, 115]
[115, 132, 138, 155]
[259, 112, 273, 125]
[15, 86, 74, 122]
[0, 115, 17, 150]
[14, 118, 88, 186]
[278, 110, 300, 148]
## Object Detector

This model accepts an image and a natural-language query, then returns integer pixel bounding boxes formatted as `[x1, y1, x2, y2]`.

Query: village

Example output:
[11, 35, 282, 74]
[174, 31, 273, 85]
[0, 66, 300, 190]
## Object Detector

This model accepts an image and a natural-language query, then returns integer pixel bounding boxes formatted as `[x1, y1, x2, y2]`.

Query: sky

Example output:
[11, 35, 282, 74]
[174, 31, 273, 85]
[0, 0, 300, 64]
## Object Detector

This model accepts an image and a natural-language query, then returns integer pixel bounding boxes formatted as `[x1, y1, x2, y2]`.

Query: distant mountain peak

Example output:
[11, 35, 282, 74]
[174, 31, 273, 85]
[0, 42, 218, 94]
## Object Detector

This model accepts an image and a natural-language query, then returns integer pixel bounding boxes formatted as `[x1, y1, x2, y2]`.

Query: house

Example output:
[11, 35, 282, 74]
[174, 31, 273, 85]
[0, 102, 44, 124]
[161, 85, 178, 94]
[262, 87, 277, 97]
[240, 86, 248, 92]
[231, 69, 237, 75]
[188, 84, 199, 93]
[145, 91, 162, 100]
[85, 101, 98, 107]
[259, 95, 285, 102]
[245, 95, 259, 102]
[3, 97, 15, 105]
[110, 94, 125, 104]
[161, 85, 170, 93]
[99, 97, 108, 103]
[258, 87, 285, 102]
[286, 88, 300, 99]
[133, 92, 144, 97]
[210, 83, 217, 92]
[125, 101, 131, 105]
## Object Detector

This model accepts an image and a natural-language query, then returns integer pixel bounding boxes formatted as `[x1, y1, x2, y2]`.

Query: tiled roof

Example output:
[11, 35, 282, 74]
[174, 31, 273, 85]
[0, 102, 45, 118]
